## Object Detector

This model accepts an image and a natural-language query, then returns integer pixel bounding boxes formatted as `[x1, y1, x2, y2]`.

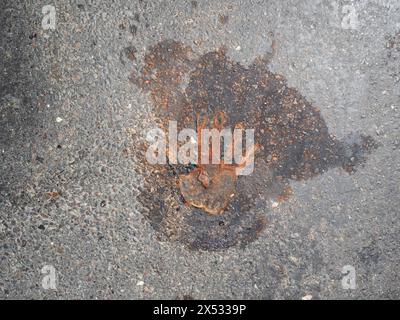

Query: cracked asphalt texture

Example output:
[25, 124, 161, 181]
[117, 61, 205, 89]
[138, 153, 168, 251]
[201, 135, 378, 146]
[0, 0, 399, 299]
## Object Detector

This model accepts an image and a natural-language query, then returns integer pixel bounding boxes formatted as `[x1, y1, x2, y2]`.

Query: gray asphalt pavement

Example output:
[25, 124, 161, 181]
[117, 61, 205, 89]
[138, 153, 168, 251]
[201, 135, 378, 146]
[0, 0, 399, 299]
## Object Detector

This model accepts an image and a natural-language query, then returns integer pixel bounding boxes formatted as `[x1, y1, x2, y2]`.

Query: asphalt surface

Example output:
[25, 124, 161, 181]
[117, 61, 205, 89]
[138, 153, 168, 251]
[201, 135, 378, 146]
[0, 0, 399, 299]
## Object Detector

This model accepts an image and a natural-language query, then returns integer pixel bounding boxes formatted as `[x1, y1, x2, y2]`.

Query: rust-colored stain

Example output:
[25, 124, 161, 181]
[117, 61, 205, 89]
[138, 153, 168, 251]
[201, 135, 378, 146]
[130, 40, 376, 250]
[180, 164, 237, 215]
[177, 111, 256, 215]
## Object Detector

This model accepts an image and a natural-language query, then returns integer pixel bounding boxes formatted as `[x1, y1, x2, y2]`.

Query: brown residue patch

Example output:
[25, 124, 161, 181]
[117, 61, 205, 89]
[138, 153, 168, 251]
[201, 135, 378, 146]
[130, 40, 377, 250]
[177, 110, 257, 215]
[131, 41, 195, 113]
[180, 165, 237, 215]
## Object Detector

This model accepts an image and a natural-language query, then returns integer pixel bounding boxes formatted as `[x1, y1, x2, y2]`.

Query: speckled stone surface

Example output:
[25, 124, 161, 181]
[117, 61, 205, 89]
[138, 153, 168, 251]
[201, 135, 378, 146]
[0, 0, 399, 299]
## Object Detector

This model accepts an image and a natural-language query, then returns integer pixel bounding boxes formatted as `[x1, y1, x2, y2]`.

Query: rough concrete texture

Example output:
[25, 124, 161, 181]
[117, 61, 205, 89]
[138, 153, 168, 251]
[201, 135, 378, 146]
[0, 0, 399, 299]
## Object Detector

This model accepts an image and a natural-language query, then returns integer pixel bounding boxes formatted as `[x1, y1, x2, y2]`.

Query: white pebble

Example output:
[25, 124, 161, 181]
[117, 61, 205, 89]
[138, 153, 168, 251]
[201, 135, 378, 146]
[271, 201, 279, 208]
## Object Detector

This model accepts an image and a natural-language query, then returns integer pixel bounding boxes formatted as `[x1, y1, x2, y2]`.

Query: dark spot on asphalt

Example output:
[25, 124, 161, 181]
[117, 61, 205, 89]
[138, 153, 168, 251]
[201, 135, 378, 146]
[219, 14, 229, 25]
[386, 31, 400, 59]
[386, 31, 400, 51]
[130, 24, 138, 37]
[100, 200, 106, 207]
[36, 155, 44, 163]
[38, 224, 45, 230]
[29, 32, 37, 40]
[191, 1, 198, 10]
[120, 46, 137, 65]
[358, 242, 381, 267]
[130, 40, 377, 250]
[134, 13, 140, 22]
